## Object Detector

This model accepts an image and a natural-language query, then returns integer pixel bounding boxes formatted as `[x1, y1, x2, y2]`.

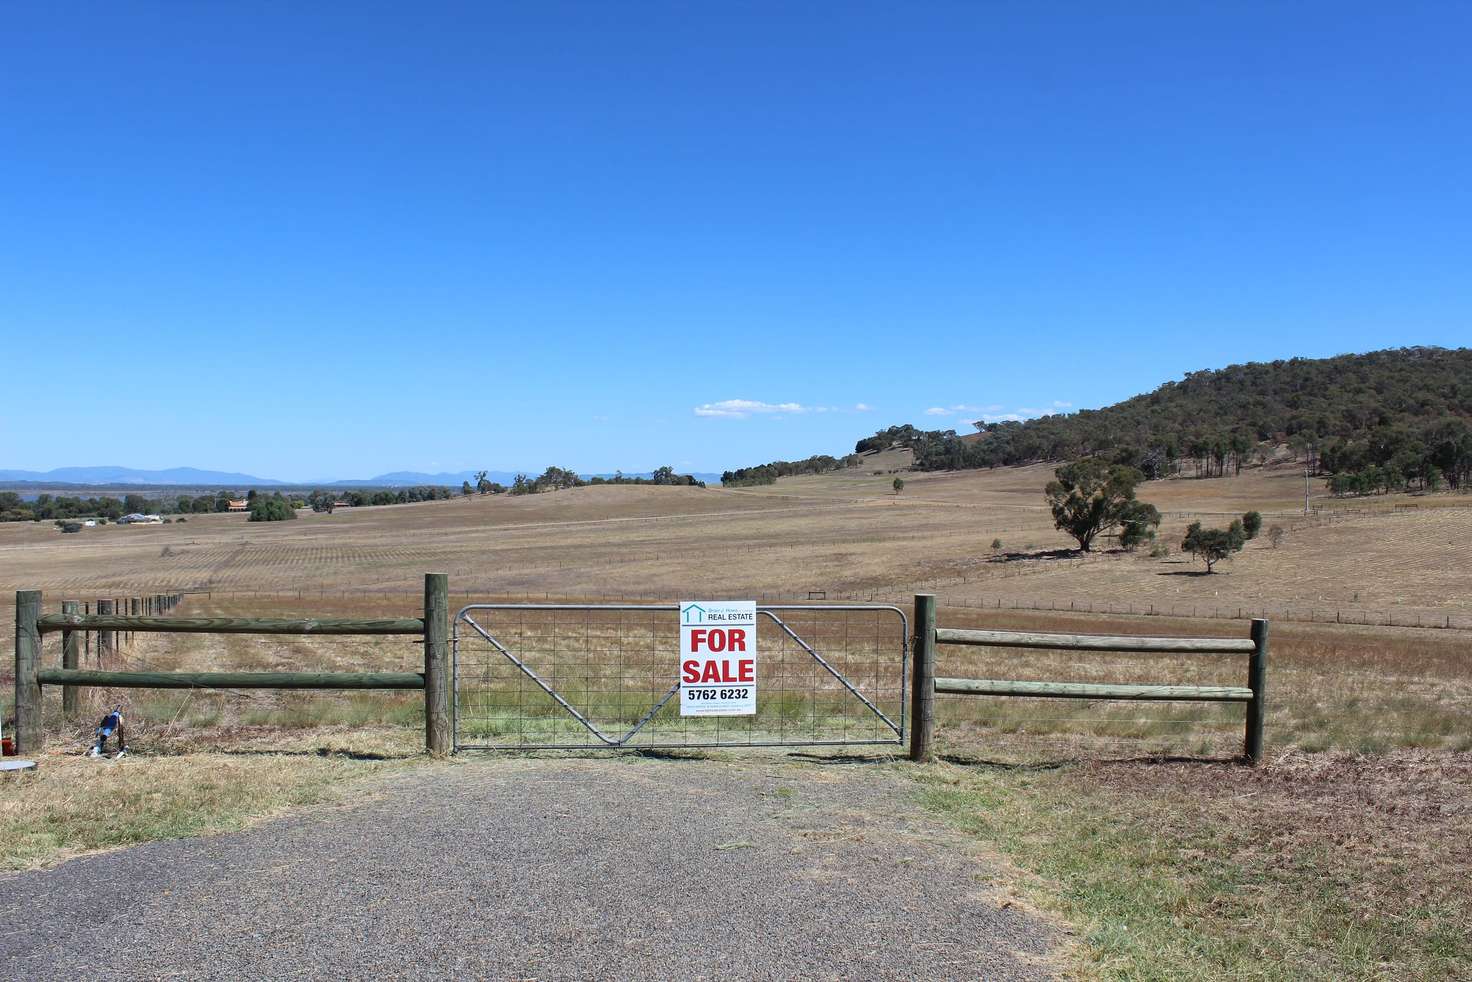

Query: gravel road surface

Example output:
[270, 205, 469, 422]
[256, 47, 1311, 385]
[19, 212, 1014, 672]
[0, 756, 1058, 980]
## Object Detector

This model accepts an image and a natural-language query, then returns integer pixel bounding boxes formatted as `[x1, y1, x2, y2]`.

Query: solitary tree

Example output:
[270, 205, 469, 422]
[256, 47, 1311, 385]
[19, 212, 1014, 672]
[1118, 501, 1162, 551]
[1241, 511, 1262, 539]
[892, 477, 905, 495]
[1182, 519, 1245, 572]
[475, 470, 491, 495]
[1044, 459, 1155, 552]
[461, 481, 473, 496]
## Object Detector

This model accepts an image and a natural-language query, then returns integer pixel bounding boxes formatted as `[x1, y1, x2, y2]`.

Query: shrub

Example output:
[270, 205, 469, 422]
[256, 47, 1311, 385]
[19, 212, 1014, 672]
[1182, 520, 1246, 573]
[248, 496, 297, 522]
[1242, 511, 1262, 539]
[991, 538, 1002, 551]
[1267, 525, 1285, 548]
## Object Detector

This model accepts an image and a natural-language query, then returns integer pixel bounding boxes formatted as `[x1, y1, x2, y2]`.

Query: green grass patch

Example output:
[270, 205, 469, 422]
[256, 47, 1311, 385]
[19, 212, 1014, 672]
[914, 763, 1471, 980]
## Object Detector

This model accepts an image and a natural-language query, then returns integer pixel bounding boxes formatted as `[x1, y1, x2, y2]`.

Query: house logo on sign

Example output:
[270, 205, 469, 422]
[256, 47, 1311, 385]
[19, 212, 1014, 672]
[681, 603, 707, 624]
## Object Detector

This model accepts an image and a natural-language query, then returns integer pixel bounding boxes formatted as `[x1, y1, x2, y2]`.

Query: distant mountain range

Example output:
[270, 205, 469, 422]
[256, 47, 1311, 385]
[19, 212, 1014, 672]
[0, 466, 287, 486]
[0, 466, 722, 488]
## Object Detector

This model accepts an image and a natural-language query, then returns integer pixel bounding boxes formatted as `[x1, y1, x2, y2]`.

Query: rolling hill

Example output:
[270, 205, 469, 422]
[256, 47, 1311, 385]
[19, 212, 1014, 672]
[863, 347, 1472, 489]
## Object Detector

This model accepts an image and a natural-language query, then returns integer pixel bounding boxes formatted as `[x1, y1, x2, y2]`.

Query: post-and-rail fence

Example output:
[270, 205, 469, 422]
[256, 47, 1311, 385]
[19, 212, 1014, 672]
[11, 574, 453, 756]
[907, 594, 1269, 765]
[11, 579, 1268, 764]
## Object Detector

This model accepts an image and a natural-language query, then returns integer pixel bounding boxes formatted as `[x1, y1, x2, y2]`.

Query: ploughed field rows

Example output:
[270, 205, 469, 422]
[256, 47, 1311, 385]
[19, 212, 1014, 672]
[0, 486, 1071, 599]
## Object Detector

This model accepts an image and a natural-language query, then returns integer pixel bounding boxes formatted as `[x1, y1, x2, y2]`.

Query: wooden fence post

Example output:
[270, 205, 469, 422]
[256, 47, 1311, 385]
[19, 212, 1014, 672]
[1246, 619, 1269, 765]
[61, 600, 79, 717]
[909, 593, 936, 763]
[14, 590, 42, 754]
[98, 599, 114, 659]
[423, 572, 452, 755]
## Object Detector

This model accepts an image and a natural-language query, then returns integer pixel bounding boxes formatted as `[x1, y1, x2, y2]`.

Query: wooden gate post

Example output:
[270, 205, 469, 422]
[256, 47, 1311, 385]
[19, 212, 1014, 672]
[423, 573, 452, 755]
[909, 593, 936, 762]
[14, 590, 43, 754]
[97, 599, 114, 660]
[1246, 618, 1269, 765]
[61, 600, 80, 717]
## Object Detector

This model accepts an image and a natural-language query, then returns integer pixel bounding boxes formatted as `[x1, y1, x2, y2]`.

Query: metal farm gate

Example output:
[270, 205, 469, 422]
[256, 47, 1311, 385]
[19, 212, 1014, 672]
[452, 603, 908, 751]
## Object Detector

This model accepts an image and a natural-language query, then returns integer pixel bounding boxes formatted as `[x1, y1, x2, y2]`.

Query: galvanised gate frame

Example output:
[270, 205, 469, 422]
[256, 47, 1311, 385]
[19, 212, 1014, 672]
[452, 603, 908, 751]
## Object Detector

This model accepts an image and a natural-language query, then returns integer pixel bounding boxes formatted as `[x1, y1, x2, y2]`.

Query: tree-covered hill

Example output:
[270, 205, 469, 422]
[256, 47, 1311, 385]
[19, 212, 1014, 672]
[857, 347, 1472, 491]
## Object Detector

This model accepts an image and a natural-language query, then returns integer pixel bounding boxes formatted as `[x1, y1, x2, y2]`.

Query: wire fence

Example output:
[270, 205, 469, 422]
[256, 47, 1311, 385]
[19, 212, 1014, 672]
[43, 583, 1466, 633]
[453, 604, 907, 751]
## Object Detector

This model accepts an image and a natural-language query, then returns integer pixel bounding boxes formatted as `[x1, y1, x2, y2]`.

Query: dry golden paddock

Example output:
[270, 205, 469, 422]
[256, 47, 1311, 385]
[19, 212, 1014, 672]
[3, 459, 1469, 617]
[4, 458, 1469, 757]
[5, 461, 1470, 977]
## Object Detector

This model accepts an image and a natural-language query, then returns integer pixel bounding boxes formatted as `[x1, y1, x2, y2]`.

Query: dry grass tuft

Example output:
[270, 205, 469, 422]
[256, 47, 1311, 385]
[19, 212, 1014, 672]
[0, 749, 408, 872]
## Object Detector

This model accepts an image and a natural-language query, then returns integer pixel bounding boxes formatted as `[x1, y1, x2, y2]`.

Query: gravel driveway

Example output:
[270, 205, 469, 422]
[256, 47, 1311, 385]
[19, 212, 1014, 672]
[0, 755, 1058, 980]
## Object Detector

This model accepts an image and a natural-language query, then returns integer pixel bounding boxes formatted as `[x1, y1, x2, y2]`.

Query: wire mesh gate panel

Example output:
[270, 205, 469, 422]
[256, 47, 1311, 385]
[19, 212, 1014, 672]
[452, 604, 907, 750]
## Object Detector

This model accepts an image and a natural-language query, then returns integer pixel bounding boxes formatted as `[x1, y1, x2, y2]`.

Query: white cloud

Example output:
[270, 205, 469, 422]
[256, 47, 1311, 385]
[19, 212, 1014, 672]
[693, 399, 809, 419]
[695, 399, 874, 418]
[926, 403, 1000, 418]
[1052, 400, 1072, 409]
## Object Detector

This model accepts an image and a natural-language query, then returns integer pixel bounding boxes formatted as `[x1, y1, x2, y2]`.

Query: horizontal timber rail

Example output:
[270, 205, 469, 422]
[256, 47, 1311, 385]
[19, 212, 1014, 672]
[910, 594, 1269, 766]
[932, 679, 1253, 702]
[11, 574, 453, 756]
[36, 615, 425, 635]
[36, 669, 425, 690]
[934, 628, 1254, 655]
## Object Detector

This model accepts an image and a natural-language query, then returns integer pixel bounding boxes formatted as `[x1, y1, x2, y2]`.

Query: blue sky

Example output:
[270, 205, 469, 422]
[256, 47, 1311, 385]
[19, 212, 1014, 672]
[4, 2, 1470, 480]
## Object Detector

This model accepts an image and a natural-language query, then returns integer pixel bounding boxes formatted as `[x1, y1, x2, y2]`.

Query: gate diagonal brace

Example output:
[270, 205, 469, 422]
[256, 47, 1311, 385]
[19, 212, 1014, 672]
[460, 613, 679, 747]
[758, 611, 900, 736]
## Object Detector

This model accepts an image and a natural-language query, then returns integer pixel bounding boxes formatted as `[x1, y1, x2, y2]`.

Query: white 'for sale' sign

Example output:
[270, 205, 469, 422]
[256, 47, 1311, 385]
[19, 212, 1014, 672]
[679, 600, 757, 716]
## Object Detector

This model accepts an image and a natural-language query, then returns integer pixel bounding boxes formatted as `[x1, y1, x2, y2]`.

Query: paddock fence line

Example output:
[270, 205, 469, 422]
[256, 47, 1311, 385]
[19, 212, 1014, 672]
[907, 594, 1269, 766]
[140, 578, 1472, 632]
[10, 575, 452, 756]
